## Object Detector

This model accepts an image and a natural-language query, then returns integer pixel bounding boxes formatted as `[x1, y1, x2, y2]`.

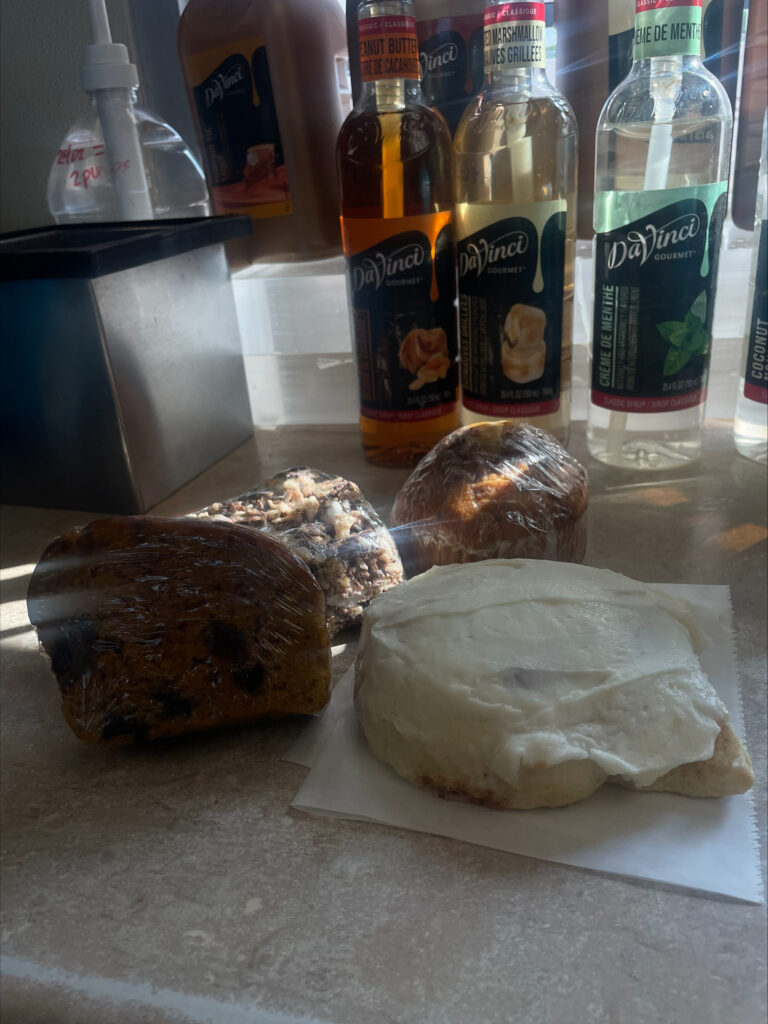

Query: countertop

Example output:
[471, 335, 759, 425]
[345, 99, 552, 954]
[1, 421, 766, 1024]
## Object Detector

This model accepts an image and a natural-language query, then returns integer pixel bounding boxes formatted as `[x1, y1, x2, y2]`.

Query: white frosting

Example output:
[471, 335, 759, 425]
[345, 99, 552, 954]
[355, 560, 725, 788]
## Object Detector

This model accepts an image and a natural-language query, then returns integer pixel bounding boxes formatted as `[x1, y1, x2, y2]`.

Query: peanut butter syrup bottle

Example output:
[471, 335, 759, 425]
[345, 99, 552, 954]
[338, 0, 460, 468]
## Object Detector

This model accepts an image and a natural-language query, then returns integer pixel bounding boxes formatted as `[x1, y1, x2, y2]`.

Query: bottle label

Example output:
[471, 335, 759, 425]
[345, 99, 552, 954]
[187, 36, 291, 220]
[611, 1, 734, 92]
[483, 2, 547, 72]
[359, 15, 420, 82]
[744, 218, 768, 404]
[457, 200, 567, 417]
[609, 0, 635, 90]
[417, 14, 485, 134]
[591, 182, 727, 413]
[633, 0, 702, 60]
[341, 212, 458, 422]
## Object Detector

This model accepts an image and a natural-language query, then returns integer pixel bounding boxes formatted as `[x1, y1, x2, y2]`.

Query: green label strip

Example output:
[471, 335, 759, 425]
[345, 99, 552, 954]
[595, 181, 727, 278]
[634, 6, 702, 59]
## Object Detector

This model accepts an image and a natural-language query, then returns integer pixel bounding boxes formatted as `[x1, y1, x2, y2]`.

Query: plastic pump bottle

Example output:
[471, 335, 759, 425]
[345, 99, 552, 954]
[47, 0, 209, 224]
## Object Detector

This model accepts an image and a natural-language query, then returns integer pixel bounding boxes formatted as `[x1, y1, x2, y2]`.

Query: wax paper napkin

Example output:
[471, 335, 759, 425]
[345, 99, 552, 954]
[285, 585, 763, 903]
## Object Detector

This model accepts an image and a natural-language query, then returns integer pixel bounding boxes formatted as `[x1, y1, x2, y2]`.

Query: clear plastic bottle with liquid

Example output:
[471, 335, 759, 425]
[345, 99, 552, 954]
[48, 90, 211, 223]
[47, 10, 209, 225]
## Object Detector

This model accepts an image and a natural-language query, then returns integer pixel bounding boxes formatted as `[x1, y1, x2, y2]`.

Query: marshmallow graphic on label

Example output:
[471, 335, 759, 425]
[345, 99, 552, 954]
[502, 303, 547, 383]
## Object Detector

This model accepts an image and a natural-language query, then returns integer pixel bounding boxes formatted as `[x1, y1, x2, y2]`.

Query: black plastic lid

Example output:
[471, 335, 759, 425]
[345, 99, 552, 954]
[0, 216, 252, 281]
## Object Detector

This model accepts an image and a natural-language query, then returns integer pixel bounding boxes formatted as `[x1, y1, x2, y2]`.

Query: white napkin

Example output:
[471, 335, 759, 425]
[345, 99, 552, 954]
[285, 585, 763, 903]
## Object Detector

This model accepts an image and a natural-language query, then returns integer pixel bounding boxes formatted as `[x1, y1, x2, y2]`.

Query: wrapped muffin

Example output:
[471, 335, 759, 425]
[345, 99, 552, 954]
[390, 421, 588, 576]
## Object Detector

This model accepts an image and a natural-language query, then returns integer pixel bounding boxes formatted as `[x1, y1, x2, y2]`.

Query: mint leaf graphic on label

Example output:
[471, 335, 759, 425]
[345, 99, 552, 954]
[657, 321, 685, 344]
[685, 309, 703, 332]
[664, 346, 692, 376]
[659, 292, 710, 376]
[690, 290, 707, 323]
[687, 325, 708, 354]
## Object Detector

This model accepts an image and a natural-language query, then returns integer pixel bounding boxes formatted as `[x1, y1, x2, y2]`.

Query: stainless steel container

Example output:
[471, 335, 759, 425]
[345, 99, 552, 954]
[1, 218, 253, 513]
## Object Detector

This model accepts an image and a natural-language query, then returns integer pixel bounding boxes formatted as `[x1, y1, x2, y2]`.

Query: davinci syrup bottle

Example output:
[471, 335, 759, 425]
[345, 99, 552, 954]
[734, 110, 768, 464]
[586, 0, 732, 469]
[338, 0, 460, 468]
[414, 0, 486, 136]
[453, 0, 578, 444]
[178, 0, 346, 267]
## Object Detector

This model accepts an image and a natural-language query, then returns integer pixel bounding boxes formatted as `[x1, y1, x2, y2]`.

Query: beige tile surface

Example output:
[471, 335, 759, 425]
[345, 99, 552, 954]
[1, 421, 765, 1024]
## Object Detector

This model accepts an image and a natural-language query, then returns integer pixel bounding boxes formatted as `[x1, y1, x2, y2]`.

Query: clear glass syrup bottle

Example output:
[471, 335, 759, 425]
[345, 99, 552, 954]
[453, 0, 577, 445]
[586, 0, 732, 469]
[337, 0, 460, 468]
[733, 109, 768, 464]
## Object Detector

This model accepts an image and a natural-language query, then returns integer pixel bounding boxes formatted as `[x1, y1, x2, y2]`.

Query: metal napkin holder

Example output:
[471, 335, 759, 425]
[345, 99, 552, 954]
[1, 217, 254, 513]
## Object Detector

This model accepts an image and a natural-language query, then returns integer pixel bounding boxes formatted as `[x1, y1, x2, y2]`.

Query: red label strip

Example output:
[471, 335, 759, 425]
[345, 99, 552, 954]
[359, 15, 418, 36]
[744, 382, 768, 405]
[463, 397, 560, 417]
[635, 0, 702, 12]
[484, 3, 546, 25]
[590, 388, 706, 413]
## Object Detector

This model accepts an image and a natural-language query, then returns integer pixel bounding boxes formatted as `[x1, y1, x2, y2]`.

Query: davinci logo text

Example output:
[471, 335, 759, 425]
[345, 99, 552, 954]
[606, 214, 701, 269]
[420, 41, 459, 76]
[459, 230, 529, 277]
[204, 65, 246, 108]
[353, 244, 426, 291]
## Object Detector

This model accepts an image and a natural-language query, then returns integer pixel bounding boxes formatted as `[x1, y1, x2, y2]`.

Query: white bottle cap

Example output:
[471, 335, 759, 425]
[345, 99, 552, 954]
[81, 42, 139, 92]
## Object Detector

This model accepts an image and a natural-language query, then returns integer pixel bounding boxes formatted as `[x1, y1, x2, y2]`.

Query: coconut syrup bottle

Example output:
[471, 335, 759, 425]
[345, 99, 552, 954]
[586, 0, 732, 469]
[734, 110, 768, 464]
[338, 0, 460, 468]
[454, 1, 578, 444]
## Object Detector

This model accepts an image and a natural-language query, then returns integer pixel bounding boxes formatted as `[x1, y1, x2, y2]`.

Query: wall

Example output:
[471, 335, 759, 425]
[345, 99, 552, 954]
[0, 0, 134, 233]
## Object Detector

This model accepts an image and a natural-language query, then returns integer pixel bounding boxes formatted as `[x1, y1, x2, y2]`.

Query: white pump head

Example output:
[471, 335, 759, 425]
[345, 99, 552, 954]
[80, 0, 139, 92]
[78, 0, 153, 220]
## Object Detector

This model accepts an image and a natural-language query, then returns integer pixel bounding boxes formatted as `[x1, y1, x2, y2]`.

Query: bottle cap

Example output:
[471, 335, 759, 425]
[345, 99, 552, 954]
[81, 43, 139, 92]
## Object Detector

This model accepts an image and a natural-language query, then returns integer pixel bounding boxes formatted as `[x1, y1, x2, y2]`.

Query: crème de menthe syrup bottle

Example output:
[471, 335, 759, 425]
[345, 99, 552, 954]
[587, 0, 732, 469]
[338, 0, 459, 468]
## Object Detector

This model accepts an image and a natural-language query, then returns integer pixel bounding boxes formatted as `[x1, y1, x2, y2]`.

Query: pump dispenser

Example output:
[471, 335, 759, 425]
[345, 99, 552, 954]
[47, 0, 209, 224]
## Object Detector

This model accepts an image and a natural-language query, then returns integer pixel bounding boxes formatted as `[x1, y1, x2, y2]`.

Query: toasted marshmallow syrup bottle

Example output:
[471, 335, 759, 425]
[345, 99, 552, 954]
[586, 0, 732, 469]
[337, 0, 460, 468]
[453, 0, 578, 445]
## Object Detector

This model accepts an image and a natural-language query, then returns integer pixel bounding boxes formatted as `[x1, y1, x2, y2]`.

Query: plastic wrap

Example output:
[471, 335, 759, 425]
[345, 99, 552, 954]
[353, 560, 754, 809]
[390, 422, 589, 576]
[193, 467, 404, 637]
[26, 517, 331, 744]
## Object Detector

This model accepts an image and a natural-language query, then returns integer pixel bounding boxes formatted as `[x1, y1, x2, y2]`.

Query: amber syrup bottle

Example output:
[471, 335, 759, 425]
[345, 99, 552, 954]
[338, 0, 460, 468]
